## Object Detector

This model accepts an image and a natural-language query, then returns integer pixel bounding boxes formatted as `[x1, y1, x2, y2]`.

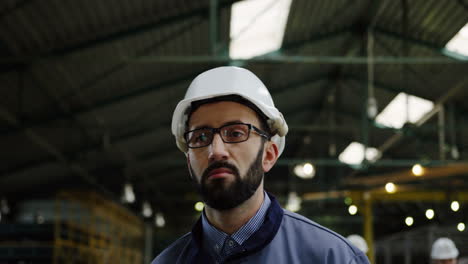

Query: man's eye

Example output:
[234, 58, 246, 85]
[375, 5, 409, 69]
[195, 133, 209, 142]
[228, 130, 245, 138]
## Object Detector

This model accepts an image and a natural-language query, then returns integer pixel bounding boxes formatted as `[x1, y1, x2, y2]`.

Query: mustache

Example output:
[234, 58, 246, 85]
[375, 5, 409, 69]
[202, 161, 240, 181]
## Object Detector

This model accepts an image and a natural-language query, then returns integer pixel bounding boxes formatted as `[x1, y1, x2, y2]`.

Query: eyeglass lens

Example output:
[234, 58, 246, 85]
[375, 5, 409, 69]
[186, 124, 250, 148]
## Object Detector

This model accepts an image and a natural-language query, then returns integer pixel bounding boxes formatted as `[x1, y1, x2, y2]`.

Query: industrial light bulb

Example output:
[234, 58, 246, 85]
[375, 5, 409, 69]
[348, 205, 358, 215]
[457, 223, 465, 232]
[405, 216, 414, 226]
[122, 183, 135, 203]
[385, 182, 396, 193]
[155, 213, 165, 228]
[285, 192, 302, 212]
[142, 201, 153, 218]
[451, 201, 460, 212]
[411, 164, 424, 176]
[195, 202, 204, 212]
[425, 209, 434, 220]
[294, 163, 315, 179]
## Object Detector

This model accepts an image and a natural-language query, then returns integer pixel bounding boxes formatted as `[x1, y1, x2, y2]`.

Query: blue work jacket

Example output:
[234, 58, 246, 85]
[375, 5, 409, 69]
[152, 193, 370, 264]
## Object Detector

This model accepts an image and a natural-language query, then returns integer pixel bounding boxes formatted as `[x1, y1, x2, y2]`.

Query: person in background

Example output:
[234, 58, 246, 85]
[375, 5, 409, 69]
[347, 234, 369, 255]
[431, 237, 459, 264]
[152, 66, 370, 263]
[457, 257, 468, 264]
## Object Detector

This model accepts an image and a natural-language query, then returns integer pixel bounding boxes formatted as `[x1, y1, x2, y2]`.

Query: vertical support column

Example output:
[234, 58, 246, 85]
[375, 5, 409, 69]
[438, 105, 446, 161]
[428, 225, 435, 259]
[363, 193, 374, 263]
[384, 243, 391, 264]
[53, 198, 61, 264]
[448, 104, 459, 159]
[144, 223, 154, 264]
[210, 0, 219, 55]
[404, 234, 411, 264]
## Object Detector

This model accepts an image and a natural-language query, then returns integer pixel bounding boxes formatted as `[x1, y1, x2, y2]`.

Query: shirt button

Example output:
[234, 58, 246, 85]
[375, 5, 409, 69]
[228, 240, 234, 247]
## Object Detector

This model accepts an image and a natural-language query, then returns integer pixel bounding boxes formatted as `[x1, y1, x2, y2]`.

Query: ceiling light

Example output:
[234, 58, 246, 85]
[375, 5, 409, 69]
[0, 198, 9, 214]
[375, 92, 434, 129]
[122, 183, 135, 204]
[451, 201, 460, 212]
[348, 205, 358, 215]
[451, 146, 460, 159]
[457, 222, 465, 232]
[411, 164, 424, 176]
[385, 182, 396, 194]
[294, 163, 315, 179]
[285, 192, 302, 212]
[367, 97, 378, 118]
[142, 201, 153, 218]
[339, 142, 381, 165]
[155, 213, 165, 228]
[230, 0, 292, 59]
[195, 202, 204, 212]
[425, 209, 434, 220]
[444, 22, 468, 59]
[303, 163, 314, 176]
[405, 216, 414, 226]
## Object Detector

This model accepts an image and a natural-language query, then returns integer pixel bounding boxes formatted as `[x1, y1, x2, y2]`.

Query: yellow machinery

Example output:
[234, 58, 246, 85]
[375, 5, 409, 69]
[53, 191, 143, 264]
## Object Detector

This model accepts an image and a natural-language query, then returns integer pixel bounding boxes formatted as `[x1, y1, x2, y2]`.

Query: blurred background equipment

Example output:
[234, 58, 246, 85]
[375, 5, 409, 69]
[347, 234, 369, 254]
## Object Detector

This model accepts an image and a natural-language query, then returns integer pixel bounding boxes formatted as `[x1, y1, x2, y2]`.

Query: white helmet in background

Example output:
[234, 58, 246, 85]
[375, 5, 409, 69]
[171, 66, 288, 155]
[431, 237, 459, 260]
[346, 234, 369, 254]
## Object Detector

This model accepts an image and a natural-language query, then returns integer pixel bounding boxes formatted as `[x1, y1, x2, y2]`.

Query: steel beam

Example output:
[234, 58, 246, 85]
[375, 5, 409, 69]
[0, 105, 113, 197]
[302, 189, 468, 202]
[373, 27, 466, 60]
[138, 158, 462, 167]
[3, 54, 466, 65]
[343, 162, 468, 186]
[126, 55, 467, 64]
[377, 78, 468, 154]
[13, 1, 238, 60]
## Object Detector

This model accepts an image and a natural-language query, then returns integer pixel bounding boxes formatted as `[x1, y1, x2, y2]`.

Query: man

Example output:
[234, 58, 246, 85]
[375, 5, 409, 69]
[431, 237, 459, 264]
[152, 66, 370, 263]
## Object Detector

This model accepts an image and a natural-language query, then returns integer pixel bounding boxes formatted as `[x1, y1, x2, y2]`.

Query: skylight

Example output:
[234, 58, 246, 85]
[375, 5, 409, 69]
[445, 22, 468, 59]
[338, 142, 381, 166]
[229, 0, 292, 59]
[375, 92, 434, 129]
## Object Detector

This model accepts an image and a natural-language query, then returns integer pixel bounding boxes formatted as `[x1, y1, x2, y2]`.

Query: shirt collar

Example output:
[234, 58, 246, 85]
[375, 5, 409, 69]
[201, 191, 271, 250]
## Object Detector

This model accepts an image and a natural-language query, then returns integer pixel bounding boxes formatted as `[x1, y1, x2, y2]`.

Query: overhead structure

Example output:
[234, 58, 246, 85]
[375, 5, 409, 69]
[0, 1, 467, 262]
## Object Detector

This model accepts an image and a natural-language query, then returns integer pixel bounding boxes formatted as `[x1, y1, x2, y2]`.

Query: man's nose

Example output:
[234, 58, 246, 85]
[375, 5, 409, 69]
[208, 134, 229, 162]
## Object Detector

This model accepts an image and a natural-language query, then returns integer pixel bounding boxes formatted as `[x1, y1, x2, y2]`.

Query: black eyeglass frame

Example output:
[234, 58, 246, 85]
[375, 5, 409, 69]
[184, 122, 270, 149]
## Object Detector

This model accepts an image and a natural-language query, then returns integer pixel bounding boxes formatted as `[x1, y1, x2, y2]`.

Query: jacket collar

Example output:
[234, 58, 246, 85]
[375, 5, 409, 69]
[186, 192, 284, 263]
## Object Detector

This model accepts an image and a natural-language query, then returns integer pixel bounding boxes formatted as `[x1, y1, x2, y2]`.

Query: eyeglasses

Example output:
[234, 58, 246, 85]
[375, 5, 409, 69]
[184, 122, 269, 149]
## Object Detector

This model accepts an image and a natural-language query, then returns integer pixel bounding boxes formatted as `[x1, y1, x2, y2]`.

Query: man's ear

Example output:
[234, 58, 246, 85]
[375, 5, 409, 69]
[186, 153, 194, 181]
[262, 141, 279, 173]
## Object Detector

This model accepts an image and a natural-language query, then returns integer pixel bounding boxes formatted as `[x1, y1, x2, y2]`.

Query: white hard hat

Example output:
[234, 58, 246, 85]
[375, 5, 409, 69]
[431, 237, 459, 260]
[346, 234, 369, 253]
[172, 66, 288, 155]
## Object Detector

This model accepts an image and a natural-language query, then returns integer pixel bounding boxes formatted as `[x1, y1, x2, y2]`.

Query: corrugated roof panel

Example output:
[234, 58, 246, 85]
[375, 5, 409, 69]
[375, 0, 467, 45]
[284, 0, 367, 47]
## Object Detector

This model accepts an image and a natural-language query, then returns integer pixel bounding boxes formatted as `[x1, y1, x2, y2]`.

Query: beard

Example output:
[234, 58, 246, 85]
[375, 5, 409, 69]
[190, 146, 264, 211]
